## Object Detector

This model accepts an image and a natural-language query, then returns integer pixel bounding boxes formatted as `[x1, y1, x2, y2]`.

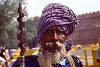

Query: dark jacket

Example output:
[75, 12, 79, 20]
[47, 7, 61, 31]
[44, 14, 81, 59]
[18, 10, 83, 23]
[12, 55, 83, 67]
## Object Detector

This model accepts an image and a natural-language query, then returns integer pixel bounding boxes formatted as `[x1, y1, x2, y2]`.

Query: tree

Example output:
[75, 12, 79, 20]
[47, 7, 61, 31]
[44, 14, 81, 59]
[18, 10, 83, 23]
[0, 0, 19, 23]
[0, 0, 27, 48]
[25, 16, 39, 48]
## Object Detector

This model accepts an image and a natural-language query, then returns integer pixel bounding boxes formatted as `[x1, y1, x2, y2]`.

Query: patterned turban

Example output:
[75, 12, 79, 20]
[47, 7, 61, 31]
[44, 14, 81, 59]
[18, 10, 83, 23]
[37, 3, 78, 40]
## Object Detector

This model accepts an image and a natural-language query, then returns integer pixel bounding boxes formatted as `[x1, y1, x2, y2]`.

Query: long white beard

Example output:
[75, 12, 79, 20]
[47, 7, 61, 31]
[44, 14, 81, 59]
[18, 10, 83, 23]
[38, 41, 67, 67]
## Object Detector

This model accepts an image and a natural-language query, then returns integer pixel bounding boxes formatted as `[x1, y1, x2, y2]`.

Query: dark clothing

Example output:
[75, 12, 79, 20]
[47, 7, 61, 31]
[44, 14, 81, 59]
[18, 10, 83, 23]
[0, 53, 6, 60]
[12, 55, 83, 67]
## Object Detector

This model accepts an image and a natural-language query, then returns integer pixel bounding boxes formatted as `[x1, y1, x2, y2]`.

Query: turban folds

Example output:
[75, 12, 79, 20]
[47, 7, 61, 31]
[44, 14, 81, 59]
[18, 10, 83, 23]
[37, 3, 78, 39]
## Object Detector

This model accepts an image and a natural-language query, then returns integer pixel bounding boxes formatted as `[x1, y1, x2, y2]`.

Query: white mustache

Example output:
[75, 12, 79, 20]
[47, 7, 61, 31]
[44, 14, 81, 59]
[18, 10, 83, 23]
[45, 42, 54, 47]
[45, 41, 63, 47]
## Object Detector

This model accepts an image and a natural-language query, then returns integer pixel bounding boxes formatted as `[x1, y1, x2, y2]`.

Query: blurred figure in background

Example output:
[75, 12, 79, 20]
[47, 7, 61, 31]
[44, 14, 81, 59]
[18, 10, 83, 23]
[96, 38, 100, 63]
[96, 47, 100, 63]
[0, 48, 6, 66]
[0, 48, 11, 67]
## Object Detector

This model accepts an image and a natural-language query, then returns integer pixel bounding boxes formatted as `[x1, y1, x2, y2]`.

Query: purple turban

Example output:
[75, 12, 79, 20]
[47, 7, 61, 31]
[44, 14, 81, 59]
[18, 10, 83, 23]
[37, 3, 78, 40]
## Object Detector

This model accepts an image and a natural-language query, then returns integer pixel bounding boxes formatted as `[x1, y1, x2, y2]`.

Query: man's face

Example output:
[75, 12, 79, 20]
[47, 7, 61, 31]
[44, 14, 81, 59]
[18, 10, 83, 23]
[40, 26, 67, 52]
[38, 26, 67, 65]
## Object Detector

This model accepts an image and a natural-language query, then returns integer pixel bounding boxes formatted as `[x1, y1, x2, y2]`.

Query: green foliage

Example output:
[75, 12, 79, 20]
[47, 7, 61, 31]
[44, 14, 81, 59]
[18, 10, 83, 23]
[0, 0, 39, 48]
[0, 0, 19, 23]
[25, 19, 37, 42]
[24, 16, 39, 47]
[0, 0, 27, 48]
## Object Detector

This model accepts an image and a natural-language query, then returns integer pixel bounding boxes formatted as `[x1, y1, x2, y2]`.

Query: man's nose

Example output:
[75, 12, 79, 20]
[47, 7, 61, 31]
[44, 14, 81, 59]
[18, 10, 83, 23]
[52, 32, 58, 41]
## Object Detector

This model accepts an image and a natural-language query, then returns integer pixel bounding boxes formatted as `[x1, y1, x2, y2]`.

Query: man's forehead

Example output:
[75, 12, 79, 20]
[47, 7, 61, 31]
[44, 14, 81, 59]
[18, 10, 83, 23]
[47, 26, 63, 30]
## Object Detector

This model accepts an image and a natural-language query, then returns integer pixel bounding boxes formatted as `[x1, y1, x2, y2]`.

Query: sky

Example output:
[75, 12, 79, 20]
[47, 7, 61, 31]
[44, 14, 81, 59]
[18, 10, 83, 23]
[26, 0, 100, 17]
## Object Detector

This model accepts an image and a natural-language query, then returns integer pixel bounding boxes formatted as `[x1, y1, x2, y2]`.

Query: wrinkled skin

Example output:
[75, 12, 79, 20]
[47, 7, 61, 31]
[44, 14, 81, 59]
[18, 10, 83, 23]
[38, 26, 67, 67]
[40, 26, 67, 52]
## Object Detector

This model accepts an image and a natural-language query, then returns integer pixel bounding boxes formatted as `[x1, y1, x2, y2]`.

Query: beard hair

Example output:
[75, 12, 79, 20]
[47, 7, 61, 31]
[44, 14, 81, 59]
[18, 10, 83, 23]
[38, 41, 67, 67]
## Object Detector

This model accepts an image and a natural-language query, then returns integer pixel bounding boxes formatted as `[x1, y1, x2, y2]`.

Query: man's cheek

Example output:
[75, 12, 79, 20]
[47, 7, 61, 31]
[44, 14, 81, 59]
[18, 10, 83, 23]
[59, 37, 66, 43]
[59, 39, 66, 44]
[41, 37, 51, 42]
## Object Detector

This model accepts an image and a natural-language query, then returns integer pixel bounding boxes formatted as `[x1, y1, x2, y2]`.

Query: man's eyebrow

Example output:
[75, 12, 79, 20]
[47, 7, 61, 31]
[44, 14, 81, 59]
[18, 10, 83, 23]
[57, 27, 63, 30]
[47, 27, 53, 30]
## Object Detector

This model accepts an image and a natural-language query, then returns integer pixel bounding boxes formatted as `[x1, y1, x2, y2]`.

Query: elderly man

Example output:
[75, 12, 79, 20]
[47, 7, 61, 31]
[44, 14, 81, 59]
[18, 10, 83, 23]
[12, 3, 82, 67]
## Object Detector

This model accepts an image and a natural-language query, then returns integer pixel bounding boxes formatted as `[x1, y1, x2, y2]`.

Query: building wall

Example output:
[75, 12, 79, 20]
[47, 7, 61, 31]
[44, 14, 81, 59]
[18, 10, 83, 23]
[72, 11, 100, 45]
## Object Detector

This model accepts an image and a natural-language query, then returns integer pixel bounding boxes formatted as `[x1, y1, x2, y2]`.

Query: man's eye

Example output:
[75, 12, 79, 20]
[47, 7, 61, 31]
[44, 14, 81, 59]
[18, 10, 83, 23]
[48, 30, 53, 34]
[44, 29, 53, 34]
[57, 30, 65, 35]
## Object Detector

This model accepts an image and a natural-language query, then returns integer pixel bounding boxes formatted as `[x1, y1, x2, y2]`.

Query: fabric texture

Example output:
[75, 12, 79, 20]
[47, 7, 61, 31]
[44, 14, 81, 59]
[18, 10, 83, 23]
[12, 55, 82, 67]
[37, 3, 78, 40]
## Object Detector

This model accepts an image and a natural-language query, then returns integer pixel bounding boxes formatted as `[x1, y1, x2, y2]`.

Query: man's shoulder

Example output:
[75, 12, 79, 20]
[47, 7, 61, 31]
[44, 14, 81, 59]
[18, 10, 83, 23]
[25, 55, 38, 61]
[71, 55, 83, 67]
[12, 55, 39, 67]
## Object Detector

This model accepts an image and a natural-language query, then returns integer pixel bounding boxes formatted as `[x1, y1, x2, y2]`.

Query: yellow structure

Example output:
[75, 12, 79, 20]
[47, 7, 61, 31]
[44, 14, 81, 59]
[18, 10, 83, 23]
[12, 38, 100, 67]
[78, 38, 100, 67]
[12, 47, 39, 59]
[12, 48, 21, 59]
